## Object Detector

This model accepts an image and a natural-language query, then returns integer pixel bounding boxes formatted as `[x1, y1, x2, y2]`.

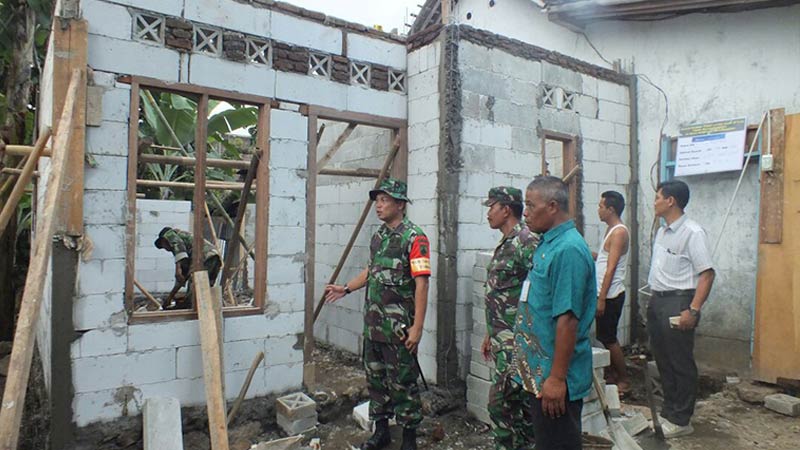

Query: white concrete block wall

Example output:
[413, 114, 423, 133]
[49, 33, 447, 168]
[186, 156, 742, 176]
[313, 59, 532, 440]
[313, 121, 391, 355]
[406, 42, 441, 382]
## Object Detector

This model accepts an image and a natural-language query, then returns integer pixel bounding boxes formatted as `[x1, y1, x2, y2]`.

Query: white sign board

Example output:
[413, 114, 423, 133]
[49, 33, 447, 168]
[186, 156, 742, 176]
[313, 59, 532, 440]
[674, 118, 747, 176]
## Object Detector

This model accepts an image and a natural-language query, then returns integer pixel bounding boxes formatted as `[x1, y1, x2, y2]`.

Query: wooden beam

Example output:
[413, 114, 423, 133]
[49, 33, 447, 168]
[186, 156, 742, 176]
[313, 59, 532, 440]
[253, 104, 270, 311]
[193, 95, 209, 273]
[193, 271, 230, 450]
[312, 134, 402, 324]
[759, 108, 785, 244]
[125, 82, 141, 314]
[389, 128, 408, 181]
[306, 105, 406, 129]
[136, 179, 247, 191]
[139, 153, 251, 170]
[304, 114, 318, 388]
[0, 129, 51, 237]
[316, 123, 326, 143]
[317, 123, 357, 171]
[2, 145, 51, 157]
[0, 69, 82, 450]
[133, 279, 164, 309]
[52, 17, 88, 236]
[318, 168, 381, 178]
[226, 351, 264, 426]
[221, 152, 260, 290]
[441, 0, 451, 24]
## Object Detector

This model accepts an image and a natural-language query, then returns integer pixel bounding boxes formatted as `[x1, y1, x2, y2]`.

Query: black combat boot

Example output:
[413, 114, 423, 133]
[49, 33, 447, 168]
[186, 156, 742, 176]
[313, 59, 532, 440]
[360, 418, 391, 450]
[400, 427, 417, 450]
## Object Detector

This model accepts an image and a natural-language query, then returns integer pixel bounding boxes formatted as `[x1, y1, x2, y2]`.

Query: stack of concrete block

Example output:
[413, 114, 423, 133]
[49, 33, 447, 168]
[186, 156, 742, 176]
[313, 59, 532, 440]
[583, 347, 612, 435]
[764, 393, 800, 417]
[276, 392, 317, 436]
[466, 252, 493, 425]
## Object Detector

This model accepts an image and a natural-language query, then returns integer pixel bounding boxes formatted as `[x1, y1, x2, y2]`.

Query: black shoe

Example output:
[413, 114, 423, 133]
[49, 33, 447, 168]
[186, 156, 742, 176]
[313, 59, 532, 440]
[360, 419, 391, 450]
[400, 427, 417, 450]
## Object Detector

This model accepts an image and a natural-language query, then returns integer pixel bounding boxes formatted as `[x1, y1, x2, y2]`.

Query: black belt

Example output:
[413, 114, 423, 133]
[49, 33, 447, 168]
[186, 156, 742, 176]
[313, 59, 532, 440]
[652, 289, 695, 298]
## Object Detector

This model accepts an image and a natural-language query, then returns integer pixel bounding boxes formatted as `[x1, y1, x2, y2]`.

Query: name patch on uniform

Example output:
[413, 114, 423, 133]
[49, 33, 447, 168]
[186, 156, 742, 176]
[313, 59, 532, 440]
[411, 258, 431, 274]
[520, 280, 531, 303]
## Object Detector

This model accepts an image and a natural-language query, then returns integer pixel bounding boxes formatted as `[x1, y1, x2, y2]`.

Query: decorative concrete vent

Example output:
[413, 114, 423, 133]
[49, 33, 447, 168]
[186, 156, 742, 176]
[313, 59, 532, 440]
[133, 12, 165, 45]
[563, 90, 576, 111]
[388, 69, 406, 94]
[309, 52, 331, 78]
[246, 37, 272, 65]
[351, 61, 371, 86]
[193, 26, 222, 56]
[276, 392, 318, 436]
[542, 85, 557, 108]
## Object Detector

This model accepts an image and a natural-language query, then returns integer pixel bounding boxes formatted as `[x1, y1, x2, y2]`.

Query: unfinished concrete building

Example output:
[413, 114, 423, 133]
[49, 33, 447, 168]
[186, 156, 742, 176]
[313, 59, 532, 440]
[6, 0, 798, 445]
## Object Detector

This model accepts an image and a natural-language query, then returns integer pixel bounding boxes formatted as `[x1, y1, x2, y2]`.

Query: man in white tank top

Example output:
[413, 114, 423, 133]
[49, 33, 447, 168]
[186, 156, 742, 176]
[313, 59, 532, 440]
[594, 191, 630, 394]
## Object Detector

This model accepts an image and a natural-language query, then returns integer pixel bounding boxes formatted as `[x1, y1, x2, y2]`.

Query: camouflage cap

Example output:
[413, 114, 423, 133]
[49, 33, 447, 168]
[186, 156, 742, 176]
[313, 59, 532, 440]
[482, 186, 523, 207]
[369, 177, 412, 203]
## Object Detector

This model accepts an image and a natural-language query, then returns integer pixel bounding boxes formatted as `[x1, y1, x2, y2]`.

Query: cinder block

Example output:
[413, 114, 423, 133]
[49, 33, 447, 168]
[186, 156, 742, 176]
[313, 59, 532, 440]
[409, 93, 439, 124]
[271, 109, 308, 142]
[271, 10, 342, 54]
[581, 409, 607, 436]
[575, 94, 599, 118]
[83, 0, 131, 40]
[597, 80, 629, 105]
[347, 86, 407, 119]
[224, 311, 304, 341]
[605, 384, 621, 417]
[467, 374, 492, 406]
[269, 196, 306, 227]
[88, 34, 180, 82]
[408, 68, 439, 100]
[72, 349, 176, 393]
[73, 389, 125, 427]
[86, 121, 129, 157]
[100, 87, 131, 123]
[277, 414, 317, 436]
[470, 361, 492, 381]
[74, 292, 126, 331]
[462, 119, 513, 149]
[84, 224, 126, 260]
[143, 397, 184, 450]
[614, 123, 630, 145]
[579, 117, 615, 143]
[76, 326, 127, 358]
[267, 256, 304, 285]
[129, 320, 200, 352]
[265, 362, 304, 394]
[270, 139, 308, 170]
[189, 53, 276, 98]
[184, 0, 270, 37]
[542, 61, 583, 92]
[466, 401, 492, 425]
[598, 100, 630, 125]
[269, 226, 306, 256]
[592, 347, 611, 369]
[347, 33, 405, 69]
[274, 71, 347, 111]
[78, 259, 125, 296]
[109, 0, 183, 16]
[277, 392, 317, 420]
[764, 394, 800, 417]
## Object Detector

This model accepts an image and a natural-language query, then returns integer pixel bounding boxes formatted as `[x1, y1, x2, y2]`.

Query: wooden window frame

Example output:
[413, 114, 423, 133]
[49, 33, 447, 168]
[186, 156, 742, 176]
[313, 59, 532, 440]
[124, 77, 272, 323]
[541, 130, 583, 233]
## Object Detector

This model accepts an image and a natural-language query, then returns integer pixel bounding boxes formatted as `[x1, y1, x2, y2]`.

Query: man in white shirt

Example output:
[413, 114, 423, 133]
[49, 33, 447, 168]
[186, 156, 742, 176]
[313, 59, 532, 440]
[647, 180, 715, 439]
[594, 191, 630, 394]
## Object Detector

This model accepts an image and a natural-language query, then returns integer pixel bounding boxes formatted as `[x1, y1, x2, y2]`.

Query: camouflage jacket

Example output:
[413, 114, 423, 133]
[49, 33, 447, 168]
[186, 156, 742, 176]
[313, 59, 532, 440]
[484, 223, 539, 352]
[364, 218, 430, 343]
[162, 229, 220, 263]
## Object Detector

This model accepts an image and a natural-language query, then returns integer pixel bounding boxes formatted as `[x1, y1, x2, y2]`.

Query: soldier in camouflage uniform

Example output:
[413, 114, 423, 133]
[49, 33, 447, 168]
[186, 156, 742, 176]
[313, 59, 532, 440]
[325, 178, 430, 450]
[154, 227, 221, 307]
[482, 187, 539, 450]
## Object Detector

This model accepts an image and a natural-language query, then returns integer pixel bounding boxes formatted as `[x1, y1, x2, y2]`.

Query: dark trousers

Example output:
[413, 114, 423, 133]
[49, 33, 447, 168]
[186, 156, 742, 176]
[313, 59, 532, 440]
[647, 294, 697, 426]
[527, 387, 583, 450]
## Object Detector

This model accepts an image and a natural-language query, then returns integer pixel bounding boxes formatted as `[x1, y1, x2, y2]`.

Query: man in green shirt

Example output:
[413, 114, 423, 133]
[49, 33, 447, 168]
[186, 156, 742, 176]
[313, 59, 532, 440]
[513, 176, 596, 450]
[154, 227, 221, 307]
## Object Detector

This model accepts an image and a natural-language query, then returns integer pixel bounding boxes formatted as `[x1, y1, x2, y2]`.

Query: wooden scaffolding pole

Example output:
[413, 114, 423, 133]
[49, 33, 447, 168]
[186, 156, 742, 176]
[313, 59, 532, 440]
[0, 69, 83, 450]
[316, 123, 357, 171]
[312, 134, 402, 324]
[220, 153, 260, 291]
[0, 129, 51, 237]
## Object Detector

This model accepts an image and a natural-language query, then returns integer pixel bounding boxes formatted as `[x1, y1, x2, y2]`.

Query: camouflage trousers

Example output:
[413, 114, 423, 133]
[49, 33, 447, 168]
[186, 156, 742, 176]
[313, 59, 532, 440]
[488, 349, 535, 450]
[364, 339, 422, 429]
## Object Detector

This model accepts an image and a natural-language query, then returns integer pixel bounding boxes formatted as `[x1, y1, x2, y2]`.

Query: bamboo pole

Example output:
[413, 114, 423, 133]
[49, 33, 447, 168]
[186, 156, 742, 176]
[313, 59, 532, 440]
[0, 158, 29, 198]
[226, 351, 264, 426]
[0, 128, 52, 236]
[221, 153, 260, 291]
[133, 279, 164, 309]
[313, 134, 402, 324]
[317, 123, 357, 171]
[136, 179, 246, 191]
[1, 168, 39, 177]
[0, 70, 81, 449]
[3, 145, 51, 157]
[318, 167, 380, 178]
[139, 153, 251, 170]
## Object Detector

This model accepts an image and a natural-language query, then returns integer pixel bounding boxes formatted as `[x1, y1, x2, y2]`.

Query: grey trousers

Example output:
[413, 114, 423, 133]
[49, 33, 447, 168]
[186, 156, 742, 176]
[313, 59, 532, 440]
[647, 293, 698, 426]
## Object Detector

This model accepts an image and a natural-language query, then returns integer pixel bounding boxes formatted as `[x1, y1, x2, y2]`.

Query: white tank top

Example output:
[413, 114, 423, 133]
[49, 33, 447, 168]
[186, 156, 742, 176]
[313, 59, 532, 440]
[595, 224, 629, 298]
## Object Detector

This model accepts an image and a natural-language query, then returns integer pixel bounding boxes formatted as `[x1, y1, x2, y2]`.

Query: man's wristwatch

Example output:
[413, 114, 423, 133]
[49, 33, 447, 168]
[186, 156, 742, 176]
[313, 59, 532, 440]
[689, 307, 700, 318]
[343, 284, 352, 295]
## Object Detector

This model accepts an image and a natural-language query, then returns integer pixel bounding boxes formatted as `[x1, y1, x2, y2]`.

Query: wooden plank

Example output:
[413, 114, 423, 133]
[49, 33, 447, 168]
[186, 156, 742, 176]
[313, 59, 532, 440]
[193, 95, 209, 273]
[127, 306, 262, 324]
[317, 123, 357, 171]
[312, 134, 402, 324]
[139, 153, 251, 170]
[441, 0, 451, 24]
[304, 114, 318, 388]
[254, 104, 270, 310]
[125, 82, 141, 313]
[753, 113, 800, 383]
[0, 69, 82, 450]
[133, 279, 165, 309]
[0, 129, 52, 236]
[193, 271, 230, 450]
[759, 108, 785, 244]
[306, 105, 406, 129]
[120, 75, 273, 106]
[318, 168, 381, 178]
[221, 153, 260, 291]
[389, 128, 408, 181]
[52, 18, 88, 236]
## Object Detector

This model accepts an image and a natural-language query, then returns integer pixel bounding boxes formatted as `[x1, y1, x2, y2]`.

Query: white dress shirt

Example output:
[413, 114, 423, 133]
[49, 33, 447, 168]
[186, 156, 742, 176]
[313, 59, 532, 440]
[648, 215, 713, 292]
